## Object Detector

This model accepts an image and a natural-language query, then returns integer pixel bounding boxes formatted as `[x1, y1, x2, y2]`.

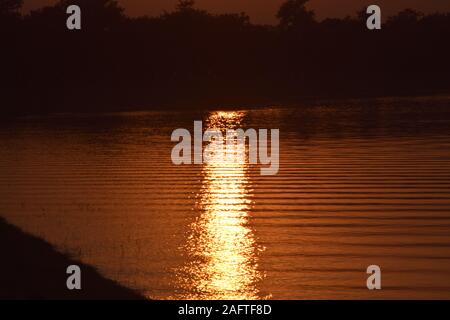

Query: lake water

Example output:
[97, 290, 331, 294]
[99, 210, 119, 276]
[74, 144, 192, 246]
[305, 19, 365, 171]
[1, 97, 450, 299]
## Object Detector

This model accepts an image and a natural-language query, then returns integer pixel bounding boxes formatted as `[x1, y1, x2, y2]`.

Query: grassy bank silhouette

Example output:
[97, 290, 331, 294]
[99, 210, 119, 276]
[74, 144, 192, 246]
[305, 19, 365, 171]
[0, 217, 145, 300]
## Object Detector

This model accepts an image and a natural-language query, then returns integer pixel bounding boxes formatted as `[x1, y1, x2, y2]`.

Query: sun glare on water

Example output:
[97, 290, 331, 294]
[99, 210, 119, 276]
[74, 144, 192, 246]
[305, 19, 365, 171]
[175, 111, 264, 300]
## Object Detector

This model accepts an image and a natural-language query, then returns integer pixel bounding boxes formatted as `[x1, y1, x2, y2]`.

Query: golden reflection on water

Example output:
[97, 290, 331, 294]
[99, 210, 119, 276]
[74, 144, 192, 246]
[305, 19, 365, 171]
[176, 111, 263, 300]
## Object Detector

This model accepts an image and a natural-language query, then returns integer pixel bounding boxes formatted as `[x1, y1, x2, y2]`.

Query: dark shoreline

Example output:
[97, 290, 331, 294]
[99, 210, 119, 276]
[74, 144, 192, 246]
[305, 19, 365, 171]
[3, 93, 450, 119]
[0, 217, 145, 300]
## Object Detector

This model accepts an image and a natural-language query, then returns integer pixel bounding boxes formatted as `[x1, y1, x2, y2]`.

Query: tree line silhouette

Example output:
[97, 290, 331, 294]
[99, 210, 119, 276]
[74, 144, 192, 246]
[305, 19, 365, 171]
[1, 0, 449, 114]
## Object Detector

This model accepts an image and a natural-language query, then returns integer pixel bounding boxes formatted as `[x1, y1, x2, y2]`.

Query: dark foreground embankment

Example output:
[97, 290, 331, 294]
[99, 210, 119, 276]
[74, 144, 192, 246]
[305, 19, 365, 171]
[0, 217, 145, 300]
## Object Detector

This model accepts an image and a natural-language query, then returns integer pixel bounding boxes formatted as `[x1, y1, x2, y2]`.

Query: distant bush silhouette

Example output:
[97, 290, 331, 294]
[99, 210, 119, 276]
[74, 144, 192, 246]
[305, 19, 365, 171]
[1, 0, 449, 115]
[0, 0, 22, 16]
[277, 0, 316, 31]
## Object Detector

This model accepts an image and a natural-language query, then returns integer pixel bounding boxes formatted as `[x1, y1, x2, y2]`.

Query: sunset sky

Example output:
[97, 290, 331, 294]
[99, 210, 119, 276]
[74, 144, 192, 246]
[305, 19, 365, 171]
[23, 0, 450, 24]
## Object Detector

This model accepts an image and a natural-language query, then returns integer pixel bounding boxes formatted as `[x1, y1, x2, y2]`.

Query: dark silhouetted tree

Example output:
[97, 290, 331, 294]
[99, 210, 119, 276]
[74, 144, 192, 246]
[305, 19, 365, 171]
[176, 0, 195, 12]
[1, 0, 449, 114]
[277, 0, 315, 31]
[387, 9, 424, 29]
